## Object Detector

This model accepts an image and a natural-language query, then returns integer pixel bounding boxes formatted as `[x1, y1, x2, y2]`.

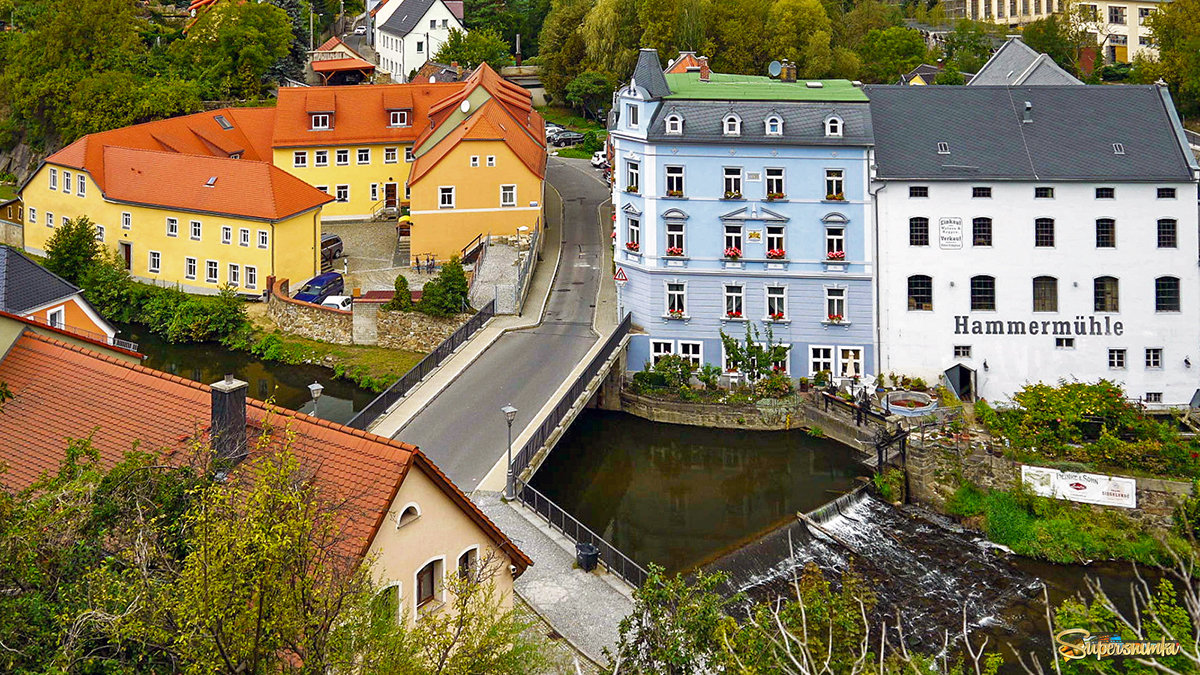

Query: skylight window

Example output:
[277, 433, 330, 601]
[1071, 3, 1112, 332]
[214, 115, 233, 130]
[1112, 143, 1125, 155]
[937, 142, 950, 154]
[205, 176, 218, 188]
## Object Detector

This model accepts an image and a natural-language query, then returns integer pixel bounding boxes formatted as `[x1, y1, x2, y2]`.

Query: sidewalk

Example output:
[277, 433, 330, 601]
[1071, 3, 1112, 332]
[476, 492, 633, 666]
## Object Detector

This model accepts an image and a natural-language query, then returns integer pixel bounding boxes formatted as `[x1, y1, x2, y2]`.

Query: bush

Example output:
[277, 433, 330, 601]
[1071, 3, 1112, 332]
[419, 256, 469, 317]
[755, 371, 793, 399]
[873, 468, 905, 503]
[580, 130, 603, 154]
[697, 364, 721, 391]
[381, 273, 412, 311]
[44, 215, 100, 284]
[79, 249, 137, 322]
[652, 354, 695, 389]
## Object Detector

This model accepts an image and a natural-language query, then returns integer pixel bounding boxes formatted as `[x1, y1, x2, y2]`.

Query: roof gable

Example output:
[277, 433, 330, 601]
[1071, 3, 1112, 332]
[969, 38, 1081, 86]
[0, 247, 81, 314]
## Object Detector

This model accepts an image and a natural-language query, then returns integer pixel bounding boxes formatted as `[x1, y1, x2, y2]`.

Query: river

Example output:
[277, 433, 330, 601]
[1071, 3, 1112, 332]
[120, 324, 376, 425]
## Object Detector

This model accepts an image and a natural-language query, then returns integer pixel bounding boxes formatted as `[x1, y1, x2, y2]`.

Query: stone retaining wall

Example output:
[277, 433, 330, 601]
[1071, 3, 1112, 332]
[907, 442, 1192, 529]
[266, 277, 353, 344]
[376, 308, 470, 352]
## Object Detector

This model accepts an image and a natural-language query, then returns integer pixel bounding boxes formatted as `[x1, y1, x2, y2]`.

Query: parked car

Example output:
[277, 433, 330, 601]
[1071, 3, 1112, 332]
[321, 233, 343, 262]
[553, 131, 584, 147]
[321, 295, 353, 310]
[545, 127, 566, 143]
[353, 25, 367, 35]
[294, 272, 345, 304]
[591, 151, 608, 168]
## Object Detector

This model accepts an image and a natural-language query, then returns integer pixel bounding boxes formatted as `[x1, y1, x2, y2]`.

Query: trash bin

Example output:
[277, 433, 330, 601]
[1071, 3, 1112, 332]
[575, 542, 600, 572]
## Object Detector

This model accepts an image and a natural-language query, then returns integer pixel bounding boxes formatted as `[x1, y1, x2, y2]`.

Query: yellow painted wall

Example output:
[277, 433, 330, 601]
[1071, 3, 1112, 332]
[22, 162, 319, 294]
[365, 464, 517, 625]
[408, 140, 544, 261]
[273, 144, 415, 220]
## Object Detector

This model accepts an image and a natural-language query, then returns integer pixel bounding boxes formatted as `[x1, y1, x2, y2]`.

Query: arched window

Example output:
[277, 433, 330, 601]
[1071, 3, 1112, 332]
[907, 275, 932, 311]
[416, 558, 444, 610]
[765, 115, 783, 136]
[1094, 276, 1119, 312]
[665, 114, 683, 134]
[971, 275, 995, 311]
[1035, 218, 1055, 247]
[972, 217, 992, 246]
[909, 217, 930, 246]
[1156, 276, 1180, 312]
[1032, 276, 1057, 312]
[397, 502, 421, 528]
[1095, 218, 1116, 248]
[825, 116, 843, 137]
[723, 114, 741, 136]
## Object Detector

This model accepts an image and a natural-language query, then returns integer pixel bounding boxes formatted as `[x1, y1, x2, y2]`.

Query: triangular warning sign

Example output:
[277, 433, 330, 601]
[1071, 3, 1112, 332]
[614, 268, 628, 282]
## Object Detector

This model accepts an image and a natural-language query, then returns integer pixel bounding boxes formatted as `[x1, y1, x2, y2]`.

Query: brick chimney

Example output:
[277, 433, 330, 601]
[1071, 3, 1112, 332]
[451, 61, 460, 77]
[211, 374, 248, 464]
[699, 56, 710, 82]
[780, 59, 797, 83]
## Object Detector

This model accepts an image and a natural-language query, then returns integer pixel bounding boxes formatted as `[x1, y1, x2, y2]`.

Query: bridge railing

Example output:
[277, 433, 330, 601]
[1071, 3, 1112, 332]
[820, 391, 891, 427]
[345, 300, 496, 430]
[510, 313, 631, 478]
[517, 481, 649, 588]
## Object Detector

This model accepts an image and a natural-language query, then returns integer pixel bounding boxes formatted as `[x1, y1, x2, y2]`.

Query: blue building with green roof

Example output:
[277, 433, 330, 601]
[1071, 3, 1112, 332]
[610, 50, 876, 383]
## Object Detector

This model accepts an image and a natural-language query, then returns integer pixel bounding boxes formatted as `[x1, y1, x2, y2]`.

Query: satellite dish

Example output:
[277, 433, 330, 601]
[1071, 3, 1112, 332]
[768, 60, 782, 78]
[460, 100, 470, 113]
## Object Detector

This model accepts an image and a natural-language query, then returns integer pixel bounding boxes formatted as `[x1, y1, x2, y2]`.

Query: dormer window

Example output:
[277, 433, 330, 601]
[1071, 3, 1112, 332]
[311, 113, 330, 130]
[825, 116, 843, 137]
[389, 110, 410, 127]
[723, 114, 741, 136]
[765, 116, 783, 136]
[665, 114, 683, 134]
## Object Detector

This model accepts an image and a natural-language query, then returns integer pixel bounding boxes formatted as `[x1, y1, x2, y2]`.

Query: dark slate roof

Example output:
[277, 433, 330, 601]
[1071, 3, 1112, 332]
[898, 64, 975, 85]
[969, 39, 1080, 86]
[379, 0, 440, 36]
[631, 49, 671, 100]
[646, 100, 873, 146]
[0, 247, 80, 314]
[866, 85, 1197, 181]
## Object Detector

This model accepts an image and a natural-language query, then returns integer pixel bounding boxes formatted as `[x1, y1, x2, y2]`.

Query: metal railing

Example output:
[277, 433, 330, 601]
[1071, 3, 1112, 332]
[511, 228, 540, 311]
[821, 391, 890, 427]
[25, 314, 139, 352]
[517, 481, 649, 588]
[511, 313, 631, 479]
[345, 300, 496, 430]
[1184, 128, 1200, 149]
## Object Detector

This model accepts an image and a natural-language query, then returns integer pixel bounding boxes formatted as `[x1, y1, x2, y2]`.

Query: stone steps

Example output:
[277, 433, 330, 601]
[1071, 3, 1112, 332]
[394, 235, 411, 268]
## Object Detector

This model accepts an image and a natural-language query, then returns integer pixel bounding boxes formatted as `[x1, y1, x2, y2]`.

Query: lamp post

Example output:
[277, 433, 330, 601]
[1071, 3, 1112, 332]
[309, 381, 324, 417]
[502, 405, 518, 499]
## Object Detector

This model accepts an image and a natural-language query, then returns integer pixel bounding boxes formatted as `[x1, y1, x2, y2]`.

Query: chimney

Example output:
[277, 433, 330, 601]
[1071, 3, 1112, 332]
[515, 33, 522, 67]
[211, 374, 248, 464]
[780, 59, 797, 83]
[1022, 101, 1033, 124]
[699, 56, 710, 82]
[451, 61, 460, 76]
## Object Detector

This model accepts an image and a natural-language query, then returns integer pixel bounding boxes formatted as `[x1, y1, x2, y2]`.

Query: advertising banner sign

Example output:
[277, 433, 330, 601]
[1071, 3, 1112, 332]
[1021, 465, 1137, 508]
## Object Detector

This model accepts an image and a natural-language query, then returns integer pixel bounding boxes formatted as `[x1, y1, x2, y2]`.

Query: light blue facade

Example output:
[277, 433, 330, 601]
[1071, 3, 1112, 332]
[610, 58, 876, 382]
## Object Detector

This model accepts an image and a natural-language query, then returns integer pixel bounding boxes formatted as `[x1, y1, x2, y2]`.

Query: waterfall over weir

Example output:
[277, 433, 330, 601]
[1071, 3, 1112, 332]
[703, 489, 1044, 647]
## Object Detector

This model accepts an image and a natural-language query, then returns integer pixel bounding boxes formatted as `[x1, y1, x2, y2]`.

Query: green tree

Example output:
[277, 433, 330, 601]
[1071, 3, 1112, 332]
[719, 322, 790, 382]
[934, 65, 967, 84]
[1021, 13, 1087, 76]
[1146, 0, 1200, 115]
[941, 19, 996, 73]
[43, 215, 100, 285]
[857, 26, 928, 83]
[581, 0, 642, 80]
[433, 27, 515, 70]
[832, 0, 903, 52]
[565, 70, 616, 116]
[382, 273, 413, 311]
[537, 0, 594, 102]
[699, 0, 772, 75]
[638, 0, 681, 63]
[765, 0, 832, 66]
[419, 256, 469, 317]
[170, 0, 293, 99]
[78, 247, 137, 321]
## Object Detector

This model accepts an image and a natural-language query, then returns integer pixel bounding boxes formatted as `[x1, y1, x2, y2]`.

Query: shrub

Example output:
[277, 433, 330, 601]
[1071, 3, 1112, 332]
[697, 364, 721, 391]
[755, 371, 793, 399]
[419, 256, 469, 317]
[44, 215, 100, 284]
[79, 249, 137, 322]
[652, 354, 695, 389]
[580, 130, 604, 154]
[381, 273, 412, 311]
[873, 468, 905, 503]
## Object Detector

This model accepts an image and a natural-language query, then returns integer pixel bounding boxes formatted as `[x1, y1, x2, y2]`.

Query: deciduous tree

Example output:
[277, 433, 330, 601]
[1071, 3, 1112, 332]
[857, 26, 928, 83]
[433, 27, 515, 70]
[1146, 0, 1200, 116]
[44, 215, 100, 285]
[169, 0, 292, 99]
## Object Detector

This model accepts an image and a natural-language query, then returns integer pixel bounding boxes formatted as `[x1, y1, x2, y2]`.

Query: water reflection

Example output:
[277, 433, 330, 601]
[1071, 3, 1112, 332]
[119, 324, 376, 425]
[531, 410, 870, 573]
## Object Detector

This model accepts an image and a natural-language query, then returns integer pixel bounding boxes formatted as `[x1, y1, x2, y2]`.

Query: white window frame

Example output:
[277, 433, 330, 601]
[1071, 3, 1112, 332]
[500, 184, 517, 207]
[205, 259, 218, 283]
[370, 183, 380, 202]
[765, 168, 785, 197]
[486, 155, 496, 167]
[626, 104, 639, 128]
[665, 115, 682, 134]
[439, 186, 455, 209]
[766, 116, 783, 136]
[190, 220, 202, 241]
[47, 306, 65, 328]
[724, 283, 744, 318]
[626, 216, 640, 249]
[766, 225, 785, 253]
[678, 340, 702, 366]
[49, 168, 58, 190]
[765, 285, 787, 320]
[185, 257, 197, 280]
[335, 184, 349, 202]
[45, 211, 53, 228]
[148, 251, 161, 274]
[825, 226, 845, 256]
[825, 169, 844, 198]
[407, 148, 416, 163]
[666, 221, 685, 252]
[809, 345, 834, 376]
[389, 110, 410, 127]
[239, 228, 250, 247]
[95, 224, 104, 241]
[825, 286, 846, 320]
[824, 116, 843, 138]
[228, 263, 240, 287]
[413, 556, 444, 614]
[723, 114, 741, 136]
[258, 230, 269, 249]
[723, 167, 742, 196]
[470, 155, 480, 167]
[838, 347, 864, 378]
[61, 215, 69, 228]
[665, 165, 684, 195]
[221, 226, 232, 244]
[311, 113, 330, 130]
[724, 223, 743, 252]
[166, 217, 178, 237]
[384, 147, 398, 164]
[650, 340, 674, 364]
[1146, 347, 1163, 369]
[357, 147, 371, 165]
[665, 280, 687, 316]
[122, 212, 131, 230]
[27, 207, 35, 225]
[77, 175, 86, 198]
[245, 265, 257, 290]
[315, 150, 329, 167]
[293, 151, 308, 168]
[626, 161, 640, 192]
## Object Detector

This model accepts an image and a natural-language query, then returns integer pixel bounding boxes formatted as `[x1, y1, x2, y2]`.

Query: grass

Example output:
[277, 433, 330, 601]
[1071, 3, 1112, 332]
[553, 148, 593, 159]
[536, 105, 607, 135]
[0, 184, 15, 201]
[945, 483, 1181, 565]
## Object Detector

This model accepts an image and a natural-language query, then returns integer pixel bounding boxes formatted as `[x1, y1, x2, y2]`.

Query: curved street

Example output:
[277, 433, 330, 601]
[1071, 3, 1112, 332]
[392, 157, 608, 491]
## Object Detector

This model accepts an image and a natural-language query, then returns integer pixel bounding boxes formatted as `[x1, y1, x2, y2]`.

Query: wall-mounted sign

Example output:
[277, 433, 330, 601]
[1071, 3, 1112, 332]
[746, 172, 762, 182]
[1022, 465, 1136, 508]
[747, 229, 763, 242]
[939, 217, 963, 249]
[953, 315, 1124, 336]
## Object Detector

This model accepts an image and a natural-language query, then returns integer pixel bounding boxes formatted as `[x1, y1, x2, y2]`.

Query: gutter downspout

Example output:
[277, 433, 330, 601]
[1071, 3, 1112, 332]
[868, 156, 886, 379]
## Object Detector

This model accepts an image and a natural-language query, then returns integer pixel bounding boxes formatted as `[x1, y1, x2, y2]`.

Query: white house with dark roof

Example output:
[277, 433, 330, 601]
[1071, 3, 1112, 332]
[373, 0, 465, 82]
[867, 84, 1200, 406]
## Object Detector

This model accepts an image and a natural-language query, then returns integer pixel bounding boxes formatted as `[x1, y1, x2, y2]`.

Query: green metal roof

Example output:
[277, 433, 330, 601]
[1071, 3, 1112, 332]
[663, 72, 868, 102]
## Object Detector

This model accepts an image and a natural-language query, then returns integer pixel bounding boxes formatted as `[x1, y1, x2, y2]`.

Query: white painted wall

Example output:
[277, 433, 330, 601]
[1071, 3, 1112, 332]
[876, 179, 1199, 406]
[374, 0, 465, 82]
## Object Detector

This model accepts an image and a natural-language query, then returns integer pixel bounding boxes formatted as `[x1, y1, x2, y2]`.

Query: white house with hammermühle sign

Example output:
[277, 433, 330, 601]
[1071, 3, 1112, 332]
[867, 84, 1200, 406]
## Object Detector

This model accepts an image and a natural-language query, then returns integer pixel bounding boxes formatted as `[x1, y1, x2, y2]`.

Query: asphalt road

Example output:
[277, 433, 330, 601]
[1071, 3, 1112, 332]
[393, 158, 608, 491]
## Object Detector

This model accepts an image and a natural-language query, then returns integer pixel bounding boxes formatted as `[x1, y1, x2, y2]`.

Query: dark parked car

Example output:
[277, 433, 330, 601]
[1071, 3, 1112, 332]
[294, 272, 345, 304]
[553, 131, 584, 147]
[321, 233, 344, 263]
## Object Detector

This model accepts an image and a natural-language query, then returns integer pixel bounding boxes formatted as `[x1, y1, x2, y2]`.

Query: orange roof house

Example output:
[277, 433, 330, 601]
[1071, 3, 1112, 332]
[0, 331, 532, 612]
[310, 36, 377, 86]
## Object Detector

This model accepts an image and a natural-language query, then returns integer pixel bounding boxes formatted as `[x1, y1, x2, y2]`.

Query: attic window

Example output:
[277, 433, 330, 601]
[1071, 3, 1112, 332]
[205, 176, 217, 188]
[665, 114, 682, 134]
[825, 116, 843, 138]
[311, 113, 330, 130]
[765, 116, 783, 136]
[214, 115, 233, 130]
[229, 152, 241, 160]
[937, 142, 950, 154]
[1112, 143, 1125, 155]
[723, 114, 741, 136]
[389, 110, 410, 127]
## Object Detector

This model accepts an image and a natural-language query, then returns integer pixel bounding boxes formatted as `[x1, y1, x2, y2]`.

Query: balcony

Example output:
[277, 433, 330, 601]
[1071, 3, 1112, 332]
[24, 314, 139, 352]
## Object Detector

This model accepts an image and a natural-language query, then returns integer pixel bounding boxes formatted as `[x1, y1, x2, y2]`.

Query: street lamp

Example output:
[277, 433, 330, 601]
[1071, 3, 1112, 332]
[502, 405, 518, 499]
[309, 381, 324, 417]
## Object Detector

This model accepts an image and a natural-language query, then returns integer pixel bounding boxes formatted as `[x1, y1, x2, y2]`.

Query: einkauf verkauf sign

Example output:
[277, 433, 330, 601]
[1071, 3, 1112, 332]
[1021, 466, 1137, 508]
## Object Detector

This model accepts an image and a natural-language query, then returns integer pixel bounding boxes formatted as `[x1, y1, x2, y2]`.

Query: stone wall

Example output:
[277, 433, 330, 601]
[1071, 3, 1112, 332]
[907, 441, 1192, 529]
[0, 220, 22, 248]
[376, 308, 469, 352]
[266, 277, 353, 345]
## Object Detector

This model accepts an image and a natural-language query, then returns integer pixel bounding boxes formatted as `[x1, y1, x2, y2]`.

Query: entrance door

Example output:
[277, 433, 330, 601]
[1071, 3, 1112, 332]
[384, 183, 398, 209]
[944, 364, 975, 401]
[118, 241, 132, 271]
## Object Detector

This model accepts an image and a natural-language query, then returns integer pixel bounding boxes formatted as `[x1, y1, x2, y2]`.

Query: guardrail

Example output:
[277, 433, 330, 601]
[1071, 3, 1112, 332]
[821, 391, 890, 427]
[517, 481, 649, 588]
[345, 300, 496, 430]
[24, 314, 139, 352]
[510, 313, 631, 478]
[1184, 128, 1200, 149]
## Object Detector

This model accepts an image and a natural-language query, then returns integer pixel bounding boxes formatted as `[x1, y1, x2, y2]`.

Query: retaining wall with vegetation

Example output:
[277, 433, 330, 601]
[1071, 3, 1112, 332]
[266, 277, 353, 345]
[376, 307, 470, 352]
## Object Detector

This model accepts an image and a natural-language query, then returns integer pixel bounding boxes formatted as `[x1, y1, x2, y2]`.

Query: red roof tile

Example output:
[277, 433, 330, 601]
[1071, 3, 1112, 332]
[0, 332, 530, 570]
[312, 57, 376, 73]
[273, 83, 466, 148]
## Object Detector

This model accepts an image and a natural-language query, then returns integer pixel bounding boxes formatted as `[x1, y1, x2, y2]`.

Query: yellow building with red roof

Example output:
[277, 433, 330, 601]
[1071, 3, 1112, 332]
[19, 63, 546, 290]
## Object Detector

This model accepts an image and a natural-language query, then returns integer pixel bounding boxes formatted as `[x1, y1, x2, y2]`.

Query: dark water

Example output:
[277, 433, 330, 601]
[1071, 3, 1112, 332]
[119, 324, 377, 425]
[529, 410, 871, 573]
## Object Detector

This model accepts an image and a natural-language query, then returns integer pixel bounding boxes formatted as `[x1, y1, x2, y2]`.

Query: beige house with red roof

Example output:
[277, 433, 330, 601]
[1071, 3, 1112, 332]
[0, 329, 532, 621]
